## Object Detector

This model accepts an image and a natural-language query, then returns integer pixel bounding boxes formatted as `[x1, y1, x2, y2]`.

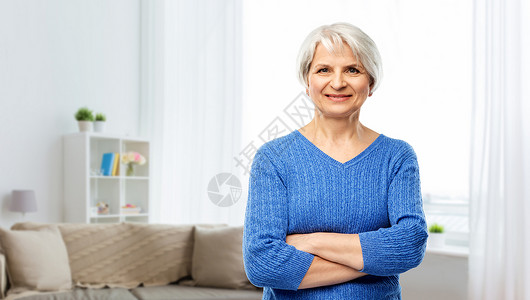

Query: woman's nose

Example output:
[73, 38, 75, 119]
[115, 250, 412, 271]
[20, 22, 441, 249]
[330, 73, 346, 89]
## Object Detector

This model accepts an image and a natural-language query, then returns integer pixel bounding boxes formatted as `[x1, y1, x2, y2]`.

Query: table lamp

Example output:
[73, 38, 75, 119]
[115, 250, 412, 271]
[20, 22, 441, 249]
[10, 190, 37, 216]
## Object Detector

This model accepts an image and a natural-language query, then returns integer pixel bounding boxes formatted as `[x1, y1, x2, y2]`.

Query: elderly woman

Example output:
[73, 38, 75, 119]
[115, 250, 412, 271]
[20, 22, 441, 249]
[242, 22, 427, 299]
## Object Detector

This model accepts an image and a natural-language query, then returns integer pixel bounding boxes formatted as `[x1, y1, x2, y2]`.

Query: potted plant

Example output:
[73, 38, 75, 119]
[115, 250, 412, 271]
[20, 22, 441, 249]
[428, 223, 446, 248]
[74, 107, 94, 132]
[94, 113, 106, 133]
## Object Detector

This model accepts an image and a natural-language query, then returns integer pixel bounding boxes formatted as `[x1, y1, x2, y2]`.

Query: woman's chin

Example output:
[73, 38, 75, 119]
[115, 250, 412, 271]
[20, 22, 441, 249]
[316, 109, 358, 119]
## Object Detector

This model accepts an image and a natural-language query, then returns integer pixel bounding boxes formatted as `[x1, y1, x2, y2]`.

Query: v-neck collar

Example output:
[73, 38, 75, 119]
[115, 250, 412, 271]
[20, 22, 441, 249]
[294, 129, 385, 168]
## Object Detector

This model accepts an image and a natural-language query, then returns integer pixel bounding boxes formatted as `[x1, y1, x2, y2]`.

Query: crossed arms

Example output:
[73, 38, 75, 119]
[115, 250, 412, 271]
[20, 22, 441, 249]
[285, 232, 366, 289]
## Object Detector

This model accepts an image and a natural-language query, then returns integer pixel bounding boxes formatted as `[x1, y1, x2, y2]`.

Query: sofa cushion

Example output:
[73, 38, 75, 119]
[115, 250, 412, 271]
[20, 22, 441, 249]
[0, 226, 72, 293]
[123, 223, 195, 286]
[11, 222, 195, 289]
[130, 285, 263, 300]
[189, 226, 255, 290]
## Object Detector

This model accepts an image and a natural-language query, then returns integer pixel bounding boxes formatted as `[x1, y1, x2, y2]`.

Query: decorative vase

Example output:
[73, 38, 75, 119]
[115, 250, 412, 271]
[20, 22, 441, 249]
[428, 232, 446, 248]
[126, 163, 135, 176]
[77, 121, 93, 132]
[94, 121, 106, 133]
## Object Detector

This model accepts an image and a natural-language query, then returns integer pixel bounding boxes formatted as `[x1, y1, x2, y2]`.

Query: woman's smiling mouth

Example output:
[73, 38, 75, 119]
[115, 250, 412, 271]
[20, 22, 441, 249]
[325, 94, 352, 102]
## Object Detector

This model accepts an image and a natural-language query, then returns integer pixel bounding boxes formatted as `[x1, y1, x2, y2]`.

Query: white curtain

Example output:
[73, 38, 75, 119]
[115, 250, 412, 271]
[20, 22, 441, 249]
[469, 0, 530, 298]
[140, 0, 245, 225]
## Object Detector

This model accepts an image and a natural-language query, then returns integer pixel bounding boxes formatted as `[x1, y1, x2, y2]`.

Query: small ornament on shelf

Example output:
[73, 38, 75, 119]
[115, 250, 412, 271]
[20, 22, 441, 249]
[96, 202, 109, 215]
[121, 152, 146, 176]
[121, 204, 141, 215]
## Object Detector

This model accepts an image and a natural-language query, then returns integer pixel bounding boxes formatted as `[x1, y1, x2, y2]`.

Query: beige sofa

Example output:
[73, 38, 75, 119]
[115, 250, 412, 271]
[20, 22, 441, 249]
[0, 222, 262, 300]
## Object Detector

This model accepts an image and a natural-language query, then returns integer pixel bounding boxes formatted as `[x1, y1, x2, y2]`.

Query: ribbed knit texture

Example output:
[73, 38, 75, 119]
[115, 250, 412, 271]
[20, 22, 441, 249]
[243, 130, 428, 300]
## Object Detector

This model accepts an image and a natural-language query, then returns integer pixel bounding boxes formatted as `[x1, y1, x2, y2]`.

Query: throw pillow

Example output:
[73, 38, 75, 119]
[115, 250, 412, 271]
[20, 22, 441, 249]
[190, 225, 255, 289]
[0, 226, 72, 293]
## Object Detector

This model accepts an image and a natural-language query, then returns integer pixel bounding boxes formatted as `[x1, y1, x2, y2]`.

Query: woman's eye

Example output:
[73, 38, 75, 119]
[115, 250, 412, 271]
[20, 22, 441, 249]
[348, 67, 360, 74]
[316, 68, 328, 73]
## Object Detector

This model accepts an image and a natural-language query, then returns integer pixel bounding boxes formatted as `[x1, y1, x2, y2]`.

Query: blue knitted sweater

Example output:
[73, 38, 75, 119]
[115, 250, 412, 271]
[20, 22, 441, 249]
[242, 130, 428, 299]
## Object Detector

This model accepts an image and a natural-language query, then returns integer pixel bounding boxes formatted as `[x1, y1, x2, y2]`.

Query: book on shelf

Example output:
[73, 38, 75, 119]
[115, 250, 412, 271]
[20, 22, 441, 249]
[112, 153, 120, 176]
[100, 153, 114, 176]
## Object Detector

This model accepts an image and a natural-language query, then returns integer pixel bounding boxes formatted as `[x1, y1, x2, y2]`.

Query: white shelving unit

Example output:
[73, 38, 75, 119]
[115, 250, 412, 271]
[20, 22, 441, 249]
[63, 132, 150, 223]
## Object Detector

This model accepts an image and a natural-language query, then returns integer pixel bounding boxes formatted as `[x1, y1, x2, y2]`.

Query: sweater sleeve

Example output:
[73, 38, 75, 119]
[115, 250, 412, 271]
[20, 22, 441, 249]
[242, 146, 315, 291]
[358, 145, 428, 276]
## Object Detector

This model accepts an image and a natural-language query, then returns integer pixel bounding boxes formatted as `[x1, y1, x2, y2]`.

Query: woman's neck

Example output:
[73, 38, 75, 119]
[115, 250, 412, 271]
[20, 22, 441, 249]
[302, 111, 368, 145]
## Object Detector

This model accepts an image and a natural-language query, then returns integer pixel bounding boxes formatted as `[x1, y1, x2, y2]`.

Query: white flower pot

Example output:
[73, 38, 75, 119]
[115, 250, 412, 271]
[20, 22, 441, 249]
[94, 121, 106, 133]
[77, 121, 93, 132]
[428, 232, 446, 248]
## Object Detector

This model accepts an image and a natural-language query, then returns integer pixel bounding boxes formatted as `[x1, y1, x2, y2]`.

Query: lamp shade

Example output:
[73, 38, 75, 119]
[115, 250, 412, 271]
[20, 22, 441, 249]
[10, 190, 37, 213]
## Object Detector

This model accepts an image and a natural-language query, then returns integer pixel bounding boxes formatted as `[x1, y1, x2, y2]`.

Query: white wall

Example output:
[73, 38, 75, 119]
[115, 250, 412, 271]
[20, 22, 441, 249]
[0, 0, 141, 228]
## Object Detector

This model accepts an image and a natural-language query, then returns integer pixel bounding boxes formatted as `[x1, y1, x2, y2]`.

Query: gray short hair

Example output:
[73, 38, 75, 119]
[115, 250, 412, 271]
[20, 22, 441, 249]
[296, 22, 383, 93]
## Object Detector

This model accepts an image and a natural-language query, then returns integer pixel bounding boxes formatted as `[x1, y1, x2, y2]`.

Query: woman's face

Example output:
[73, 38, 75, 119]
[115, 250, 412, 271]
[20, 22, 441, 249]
[307, 42, 373, 119]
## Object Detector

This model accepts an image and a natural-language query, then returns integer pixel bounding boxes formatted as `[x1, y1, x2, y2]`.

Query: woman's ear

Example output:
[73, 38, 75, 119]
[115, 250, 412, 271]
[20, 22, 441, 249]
[306, 88, 309, 96]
